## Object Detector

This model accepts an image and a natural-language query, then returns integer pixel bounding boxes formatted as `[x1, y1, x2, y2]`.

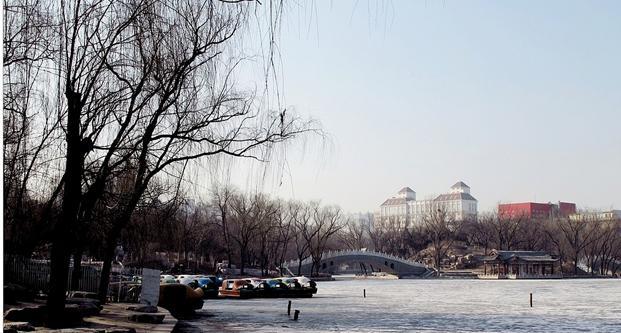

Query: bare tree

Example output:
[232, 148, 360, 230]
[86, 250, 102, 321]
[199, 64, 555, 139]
[338, 215, 369, 250]
[367, 218, 387, 253]
[543, 217, 567, 274]
[3, 0, 314, 316]
[595, 219, 621, 275]
[583, 220, 609, 275]
[518, 217, 546, 251]
[557, 217, 598, 275]
[3, 0, 61, 256]
[490, 212, 524, 251]
[369, 215, 413, 257]
[251, 197, 278, 276]
[290, 201, 312, 275]
[266, 200, 294, 274]
[306, 203, 343, 276]
[463, 216, 493, 255]
[368, 216, 392, 253]
[259, 200, 293, 275]
[212, 184, 236, 268]
[421, 208, 460, 270]
[121, 191, 181, 265]
[43, 0, 153, 316]
[92, 0, 315, 301]
[228, 193, 277, 275]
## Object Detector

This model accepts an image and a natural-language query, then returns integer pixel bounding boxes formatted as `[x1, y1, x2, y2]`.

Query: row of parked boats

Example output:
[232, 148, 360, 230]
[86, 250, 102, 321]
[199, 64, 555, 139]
[160, 274, 318, 299]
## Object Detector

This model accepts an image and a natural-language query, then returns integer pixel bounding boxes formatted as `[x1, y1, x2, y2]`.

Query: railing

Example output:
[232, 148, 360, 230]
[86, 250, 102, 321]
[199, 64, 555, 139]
[108, 266, 144, 302]
[284, 249, 427, 268]
[4, 255, 143, 302]
[5, 256, 56, 292]
[478, 273, 563, 279]
[4, 256, 102, 292]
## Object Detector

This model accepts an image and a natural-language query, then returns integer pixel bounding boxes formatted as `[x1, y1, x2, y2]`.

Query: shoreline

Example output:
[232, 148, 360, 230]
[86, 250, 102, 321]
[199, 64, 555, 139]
[3, 302, 177, 333]
[329, 273, 618, 280]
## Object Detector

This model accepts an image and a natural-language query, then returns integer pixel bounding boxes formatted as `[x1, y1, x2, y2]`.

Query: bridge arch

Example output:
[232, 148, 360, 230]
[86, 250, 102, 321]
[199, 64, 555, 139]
[285, 250, 432, 278]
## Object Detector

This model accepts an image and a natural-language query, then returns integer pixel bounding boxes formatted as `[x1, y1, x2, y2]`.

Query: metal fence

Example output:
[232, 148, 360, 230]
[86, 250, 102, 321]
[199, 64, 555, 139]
[108, 266, 143, 302]
[4, 255, 143, 302]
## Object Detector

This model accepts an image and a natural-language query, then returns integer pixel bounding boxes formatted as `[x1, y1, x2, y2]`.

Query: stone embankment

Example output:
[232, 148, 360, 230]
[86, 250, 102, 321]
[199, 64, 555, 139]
[3, 302, 177, 333]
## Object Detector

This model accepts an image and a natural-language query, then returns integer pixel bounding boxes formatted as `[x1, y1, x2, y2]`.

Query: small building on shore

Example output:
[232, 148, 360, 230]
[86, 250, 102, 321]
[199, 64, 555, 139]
[479, 250, 561, 279]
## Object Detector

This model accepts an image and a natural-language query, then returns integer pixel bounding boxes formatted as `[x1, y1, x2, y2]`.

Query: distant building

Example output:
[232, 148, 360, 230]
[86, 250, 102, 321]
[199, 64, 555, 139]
[497, 201, 576, 219]
[569, 210, 621, 222]
[378, 181, 478, 228]
[479, 250, 561, 279]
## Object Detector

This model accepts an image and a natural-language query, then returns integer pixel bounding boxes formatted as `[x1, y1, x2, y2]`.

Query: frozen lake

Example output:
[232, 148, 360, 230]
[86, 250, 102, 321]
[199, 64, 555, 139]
[186, 278, 621, 332]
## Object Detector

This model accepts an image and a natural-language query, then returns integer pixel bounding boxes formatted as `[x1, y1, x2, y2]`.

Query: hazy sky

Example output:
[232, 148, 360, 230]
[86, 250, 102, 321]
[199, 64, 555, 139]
[217, 0, 621, 213]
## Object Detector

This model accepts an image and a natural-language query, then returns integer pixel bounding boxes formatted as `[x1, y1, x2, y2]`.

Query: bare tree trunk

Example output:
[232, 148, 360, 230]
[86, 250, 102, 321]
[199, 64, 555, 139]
[297, 258, 303, 276]
[574, 254, 579, 275]
[222, 211, 232, 268]
[239, 247, 246, 276]
[47, 89, 83, 325]
[98, 196, 140, 302]
[98, 244, 116, 303]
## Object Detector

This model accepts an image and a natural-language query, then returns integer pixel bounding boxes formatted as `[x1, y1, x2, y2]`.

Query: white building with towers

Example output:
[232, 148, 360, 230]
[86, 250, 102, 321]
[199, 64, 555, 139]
[377, 181, 478, 228]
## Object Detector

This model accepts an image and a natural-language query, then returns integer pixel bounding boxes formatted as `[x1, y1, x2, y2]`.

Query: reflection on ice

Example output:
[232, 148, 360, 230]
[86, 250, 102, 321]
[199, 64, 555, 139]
[187, 278, 620, 332]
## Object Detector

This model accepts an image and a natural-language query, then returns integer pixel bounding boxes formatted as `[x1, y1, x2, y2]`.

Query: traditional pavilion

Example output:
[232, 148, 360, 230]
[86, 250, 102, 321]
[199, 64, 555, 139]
[480, 250, 561, 279]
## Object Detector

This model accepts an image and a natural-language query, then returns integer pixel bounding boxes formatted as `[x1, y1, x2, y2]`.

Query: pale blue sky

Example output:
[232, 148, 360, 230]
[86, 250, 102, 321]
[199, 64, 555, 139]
[218, 0, 621, 213]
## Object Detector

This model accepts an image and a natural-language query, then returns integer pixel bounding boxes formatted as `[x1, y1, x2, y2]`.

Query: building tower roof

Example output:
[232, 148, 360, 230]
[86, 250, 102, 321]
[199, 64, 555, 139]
[451, 181, 470, 189]
[398, 187, 415, 193]
[435, 192, 477, 202]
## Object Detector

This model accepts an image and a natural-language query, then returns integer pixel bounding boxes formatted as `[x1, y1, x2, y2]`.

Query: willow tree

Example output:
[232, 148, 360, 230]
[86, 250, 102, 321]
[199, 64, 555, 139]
[3, 0, 61, 255]
[5, 0, 312, 323]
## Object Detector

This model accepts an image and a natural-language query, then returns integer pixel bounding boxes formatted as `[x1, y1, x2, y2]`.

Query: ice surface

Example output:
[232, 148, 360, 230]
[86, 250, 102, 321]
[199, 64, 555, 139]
[192, 278, 621, 332]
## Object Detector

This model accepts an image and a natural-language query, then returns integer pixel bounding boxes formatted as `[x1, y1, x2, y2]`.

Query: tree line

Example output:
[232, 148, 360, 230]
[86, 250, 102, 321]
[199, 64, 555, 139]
[363, 210, 621, 276]
[122, 185, 346, 278]
[4, 183, 347, 276]
[98, 196, 621, 279]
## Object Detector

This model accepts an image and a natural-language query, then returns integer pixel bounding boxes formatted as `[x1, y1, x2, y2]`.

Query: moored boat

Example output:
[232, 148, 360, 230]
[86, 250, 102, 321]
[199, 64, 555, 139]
[205, 275, 225, 287]
[259, 279, 290, 298]
[160, 274, 177, 284]
[218, 279, 256, 298]
[278, 276, 317, 297]
[196, 277, 219, 299]
[242, 278, 270, 297]
[158, 283, 204, 314]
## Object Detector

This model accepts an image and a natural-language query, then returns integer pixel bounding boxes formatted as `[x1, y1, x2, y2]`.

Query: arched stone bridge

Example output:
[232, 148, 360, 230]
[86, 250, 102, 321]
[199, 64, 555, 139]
[284, 250, 434, 278]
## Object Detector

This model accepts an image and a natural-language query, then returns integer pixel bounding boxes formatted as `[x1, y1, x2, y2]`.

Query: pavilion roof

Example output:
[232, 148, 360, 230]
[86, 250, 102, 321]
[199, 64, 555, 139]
[482, 250, 558, 263]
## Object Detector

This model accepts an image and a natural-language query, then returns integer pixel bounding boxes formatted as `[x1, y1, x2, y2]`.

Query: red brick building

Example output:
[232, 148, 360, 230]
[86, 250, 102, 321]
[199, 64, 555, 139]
[498, 201, 576, 219]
